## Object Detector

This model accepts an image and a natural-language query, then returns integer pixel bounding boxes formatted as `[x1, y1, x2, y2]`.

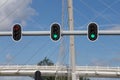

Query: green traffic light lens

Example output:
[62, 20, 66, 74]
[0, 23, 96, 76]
[91, 34, 95, 38]
[53, 34, 58, 39]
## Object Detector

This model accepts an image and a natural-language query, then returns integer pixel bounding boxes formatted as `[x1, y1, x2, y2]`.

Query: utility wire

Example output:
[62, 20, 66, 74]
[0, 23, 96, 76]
[9, 37, 36, 64]
[0, 0, 8, 9]
[22, 39, 50, 65]
[0, 1, 25, 23]
[98, 0, 120, 18]
[79, 0, 119, 27]
[80, 0, 112, 24]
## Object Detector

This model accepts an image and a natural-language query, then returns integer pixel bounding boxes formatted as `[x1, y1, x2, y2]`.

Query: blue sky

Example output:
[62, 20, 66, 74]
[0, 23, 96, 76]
[0, 0, 120, 80]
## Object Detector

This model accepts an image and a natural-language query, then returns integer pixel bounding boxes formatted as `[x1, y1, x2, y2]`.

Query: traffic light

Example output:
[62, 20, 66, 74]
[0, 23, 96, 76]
[88, 22, 98, 41]
[12, 24, 22, 41]
[35, 71, 43, 80]
[50, 23, 61, 41]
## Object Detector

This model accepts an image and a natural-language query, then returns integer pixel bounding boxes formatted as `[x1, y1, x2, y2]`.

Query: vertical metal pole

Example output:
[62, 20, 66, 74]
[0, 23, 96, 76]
[67, 0, 77, 80]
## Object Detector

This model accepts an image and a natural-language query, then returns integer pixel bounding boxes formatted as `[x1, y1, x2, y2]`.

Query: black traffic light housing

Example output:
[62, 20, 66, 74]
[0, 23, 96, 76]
[88, 22, 98, 41]
[50, 23, 61, 41]
[12, 24, 22, 41]
[35, 71, 42, 80]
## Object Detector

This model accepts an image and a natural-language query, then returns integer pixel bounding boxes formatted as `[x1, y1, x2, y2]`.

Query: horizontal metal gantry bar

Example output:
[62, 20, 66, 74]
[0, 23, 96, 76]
[0, 30, 120, 36]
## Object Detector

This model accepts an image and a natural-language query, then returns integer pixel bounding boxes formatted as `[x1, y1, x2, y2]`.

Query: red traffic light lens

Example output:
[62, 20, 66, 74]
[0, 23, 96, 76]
[14, 26, 19, 31]
[13, 24, 21, 31]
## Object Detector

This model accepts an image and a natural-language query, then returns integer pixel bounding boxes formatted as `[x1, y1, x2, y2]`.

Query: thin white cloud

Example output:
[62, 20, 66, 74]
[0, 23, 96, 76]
[0, 0, 37, 30]
[6, 53, 13, 62]
[108, 26, 120, 30]
[112, 57, 120, 62]
[101, 24, 120, 30]
[89, 59, 108, 66]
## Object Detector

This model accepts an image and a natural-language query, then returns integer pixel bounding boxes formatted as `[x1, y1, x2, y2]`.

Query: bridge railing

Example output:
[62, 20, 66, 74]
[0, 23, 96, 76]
[76, 66, 120, 72]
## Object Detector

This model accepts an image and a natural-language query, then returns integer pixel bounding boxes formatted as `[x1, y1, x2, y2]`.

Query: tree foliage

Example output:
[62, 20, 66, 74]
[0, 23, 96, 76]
[37, 57, 54, 66]
[37, 57, 90, 80]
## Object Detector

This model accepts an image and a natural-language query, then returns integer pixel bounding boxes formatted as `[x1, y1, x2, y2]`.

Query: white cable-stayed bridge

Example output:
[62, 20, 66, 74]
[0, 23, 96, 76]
[0, 0, 120, 80]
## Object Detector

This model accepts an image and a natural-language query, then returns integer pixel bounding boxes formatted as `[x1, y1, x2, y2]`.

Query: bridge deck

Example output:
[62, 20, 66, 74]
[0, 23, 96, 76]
[0, 65, 119, 78]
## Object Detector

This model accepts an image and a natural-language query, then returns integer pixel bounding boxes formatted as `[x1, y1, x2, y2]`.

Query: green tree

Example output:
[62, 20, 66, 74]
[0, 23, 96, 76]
[37, 57, 54, 66]
[37, 57, 55, 80]
[37, 57, 90, 80]
[38, 57, 67, 80]
[80, 77, 90, 80]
